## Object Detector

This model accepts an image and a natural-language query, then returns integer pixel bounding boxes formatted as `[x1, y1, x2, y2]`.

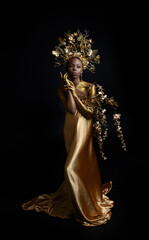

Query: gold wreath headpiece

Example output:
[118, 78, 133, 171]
[52, 29, 100, 73]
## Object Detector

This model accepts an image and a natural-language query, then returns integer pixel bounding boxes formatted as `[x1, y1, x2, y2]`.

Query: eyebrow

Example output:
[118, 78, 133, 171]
[68, 63, 81, 66]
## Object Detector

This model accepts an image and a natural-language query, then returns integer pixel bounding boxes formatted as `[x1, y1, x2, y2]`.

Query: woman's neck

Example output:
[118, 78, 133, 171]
[71, 77, 80, 86]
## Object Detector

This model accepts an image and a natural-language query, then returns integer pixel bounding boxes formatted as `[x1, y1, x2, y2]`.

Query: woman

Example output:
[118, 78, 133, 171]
[21, 56, 114, 226]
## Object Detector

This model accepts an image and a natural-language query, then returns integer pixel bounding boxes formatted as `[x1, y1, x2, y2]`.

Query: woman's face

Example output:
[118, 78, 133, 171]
[67, 58, 83, 80]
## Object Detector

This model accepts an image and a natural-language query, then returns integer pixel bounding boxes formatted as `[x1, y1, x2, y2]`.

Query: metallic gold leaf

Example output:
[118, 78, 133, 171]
[77, 34, 83, 41]
[56, 46, 64, 54]
[59, 37, 66, 46]
[52, 50, 59, 57]
[87, 49, 92, 56]
[89, 49, 98, 60]
[94, 55, 100, 63]
[52, 29, 100, 72]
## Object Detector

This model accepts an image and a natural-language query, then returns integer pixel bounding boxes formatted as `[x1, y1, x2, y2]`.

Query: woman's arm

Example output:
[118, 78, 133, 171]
[57, 86, 77, 114]
[66, 90, 77, 115]
[59, 73, 77, 114]
[65, 83, 96, 119]
[60, 73, 96, 118]
[73, 84, 96, 119]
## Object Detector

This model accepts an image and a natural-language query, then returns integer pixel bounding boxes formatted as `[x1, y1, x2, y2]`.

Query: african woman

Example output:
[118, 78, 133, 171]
[21, 30, 126, 226]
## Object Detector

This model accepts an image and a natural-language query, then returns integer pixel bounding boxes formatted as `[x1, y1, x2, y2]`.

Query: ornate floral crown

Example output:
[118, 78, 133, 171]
[52, 29, 100, 73]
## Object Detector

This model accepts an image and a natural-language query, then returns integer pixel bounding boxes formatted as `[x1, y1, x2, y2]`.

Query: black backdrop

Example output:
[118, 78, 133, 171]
[1, 1, 149, 239]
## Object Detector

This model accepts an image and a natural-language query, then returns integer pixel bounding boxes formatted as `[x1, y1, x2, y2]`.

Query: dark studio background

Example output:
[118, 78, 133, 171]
[1, 1, 149, 239]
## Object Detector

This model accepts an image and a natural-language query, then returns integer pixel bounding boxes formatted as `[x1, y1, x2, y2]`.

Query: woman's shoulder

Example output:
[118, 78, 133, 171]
[82, 81, 95, 89]
[57, 85, 67, 98]
[57, 85, 66, 94]
[82, 81, 96, 97]
[57, 85, 66, 106]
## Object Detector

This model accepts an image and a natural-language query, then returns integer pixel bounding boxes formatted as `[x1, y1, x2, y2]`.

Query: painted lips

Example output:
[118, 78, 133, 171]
[71, 72, 78, 76]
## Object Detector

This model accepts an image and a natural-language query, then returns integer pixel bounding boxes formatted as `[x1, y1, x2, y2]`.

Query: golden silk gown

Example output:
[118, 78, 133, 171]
[21, 81, 114, 226]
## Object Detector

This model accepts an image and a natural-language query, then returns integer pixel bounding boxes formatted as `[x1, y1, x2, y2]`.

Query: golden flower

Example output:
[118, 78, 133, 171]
[102, 109, 106, 113]
[102, 95, 107, 100]
[113, 113, 121, 119]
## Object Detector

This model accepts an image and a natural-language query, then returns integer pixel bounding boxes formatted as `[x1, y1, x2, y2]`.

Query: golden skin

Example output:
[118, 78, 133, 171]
[65, 58, 82, 114]
[60, 58, 96, 118]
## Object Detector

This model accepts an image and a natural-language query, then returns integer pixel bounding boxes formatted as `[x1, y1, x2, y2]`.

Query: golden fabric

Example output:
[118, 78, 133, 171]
[21, 82, 114, 226]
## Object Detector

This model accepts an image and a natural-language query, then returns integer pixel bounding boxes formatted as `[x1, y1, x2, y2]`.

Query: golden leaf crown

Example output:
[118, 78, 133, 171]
[52, 29, 100, 73]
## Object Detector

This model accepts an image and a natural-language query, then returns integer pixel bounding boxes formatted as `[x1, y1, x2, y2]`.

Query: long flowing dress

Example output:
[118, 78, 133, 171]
[21, 81, 114, 226]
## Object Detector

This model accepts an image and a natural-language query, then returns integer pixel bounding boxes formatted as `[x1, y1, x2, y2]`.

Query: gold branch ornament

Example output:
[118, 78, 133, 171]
[92, 84, 127, 160]
[52, 30, 127, 160]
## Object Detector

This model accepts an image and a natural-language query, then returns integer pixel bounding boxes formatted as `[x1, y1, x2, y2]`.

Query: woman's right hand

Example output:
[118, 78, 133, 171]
[60, 72, 70, 86]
